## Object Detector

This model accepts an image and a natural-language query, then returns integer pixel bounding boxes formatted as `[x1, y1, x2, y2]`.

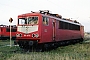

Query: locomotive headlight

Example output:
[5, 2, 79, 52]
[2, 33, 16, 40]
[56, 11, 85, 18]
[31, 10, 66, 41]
[16, 34, 19, 37]
[35, 34, 39, 38]
[19, 34, 22, 37]
[16, 33, 22, 37]
[32, 34, 39, 38]
[32, 34, 35, 37]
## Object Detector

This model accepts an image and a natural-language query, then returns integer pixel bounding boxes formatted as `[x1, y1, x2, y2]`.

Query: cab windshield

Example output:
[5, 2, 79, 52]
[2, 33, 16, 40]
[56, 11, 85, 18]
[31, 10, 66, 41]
[28, 16, 38, 25]
[18, 16, 38, 25]
[18, 18, 27, 25]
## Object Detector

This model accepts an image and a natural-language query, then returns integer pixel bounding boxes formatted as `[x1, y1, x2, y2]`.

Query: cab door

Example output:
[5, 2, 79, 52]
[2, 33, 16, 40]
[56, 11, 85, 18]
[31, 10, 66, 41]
[0, 28, 1, 37]
[52, 19, 56, 41]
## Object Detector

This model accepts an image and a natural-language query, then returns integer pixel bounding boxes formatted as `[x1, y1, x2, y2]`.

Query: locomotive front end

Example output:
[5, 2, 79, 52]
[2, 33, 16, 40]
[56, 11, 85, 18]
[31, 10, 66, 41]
[16, 14, 41, 49]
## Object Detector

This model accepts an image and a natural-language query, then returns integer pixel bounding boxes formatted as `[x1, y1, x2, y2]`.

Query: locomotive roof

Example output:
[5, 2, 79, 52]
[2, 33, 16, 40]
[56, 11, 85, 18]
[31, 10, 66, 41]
[42, 14, 82, 26]
[38, 10, 81, 26]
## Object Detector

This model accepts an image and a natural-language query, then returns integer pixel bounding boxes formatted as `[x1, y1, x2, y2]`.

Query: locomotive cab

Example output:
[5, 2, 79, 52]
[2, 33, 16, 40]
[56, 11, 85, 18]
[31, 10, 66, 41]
[17, 13, 42, 47]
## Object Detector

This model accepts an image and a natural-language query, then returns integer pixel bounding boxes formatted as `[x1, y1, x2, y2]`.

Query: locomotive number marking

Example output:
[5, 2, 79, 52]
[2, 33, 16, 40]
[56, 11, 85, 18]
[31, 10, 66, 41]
[24, 35, 30, 36]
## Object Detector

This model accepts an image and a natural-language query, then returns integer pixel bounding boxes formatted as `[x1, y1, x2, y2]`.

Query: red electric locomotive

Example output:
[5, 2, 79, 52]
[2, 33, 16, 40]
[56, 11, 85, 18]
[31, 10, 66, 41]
[16, 10, 84, 51]
[0, 25, 17, 40]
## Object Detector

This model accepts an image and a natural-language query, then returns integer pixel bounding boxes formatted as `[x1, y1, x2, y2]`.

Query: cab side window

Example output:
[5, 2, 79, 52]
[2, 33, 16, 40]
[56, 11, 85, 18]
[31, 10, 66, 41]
[43, 17, 49, 25]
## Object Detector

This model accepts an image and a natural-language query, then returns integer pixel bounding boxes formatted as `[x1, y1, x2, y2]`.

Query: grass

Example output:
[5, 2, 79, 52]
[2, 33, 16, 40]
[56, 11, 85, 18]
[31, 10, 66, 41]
[0, 39, 16, 46]
[0, 40, 20, 60]
[0, 39, 90, 60]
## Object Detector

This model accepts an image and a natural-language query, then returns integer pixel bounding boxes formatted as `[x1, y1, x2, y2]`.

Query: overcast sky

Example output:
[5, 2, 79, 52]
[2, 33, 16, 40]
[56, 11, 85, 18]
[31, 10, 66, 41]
[0, 0, 90, 32]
